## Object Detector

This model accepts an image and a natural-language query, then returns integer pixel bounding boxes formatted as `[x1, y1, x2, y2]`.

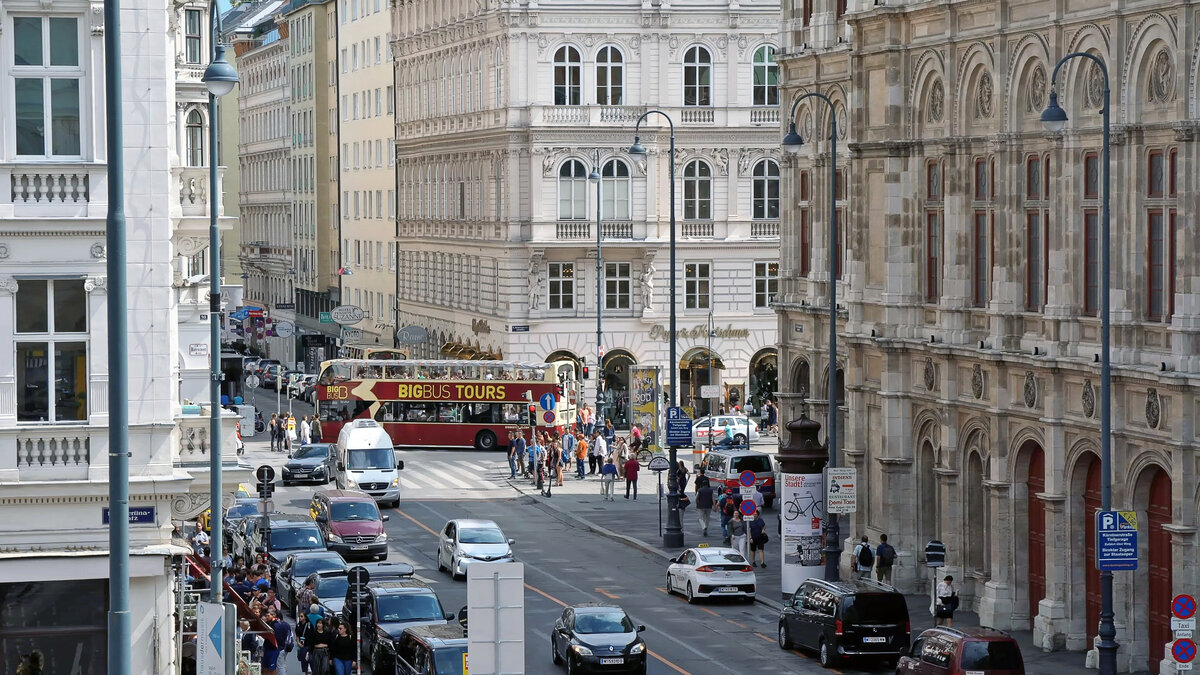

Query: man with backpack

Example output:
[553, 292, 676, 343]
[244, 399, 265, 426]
[852, 535, 874, 579]
[875, 533, 897, 585]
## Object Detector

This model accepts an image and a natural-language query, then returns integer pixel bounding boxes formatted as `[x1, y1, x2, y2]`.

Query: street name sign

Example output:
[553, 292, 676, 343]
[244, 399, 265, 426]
[647, 456, 671, 472]
[103, 506, 156, 524]
[826, 467, 858, 515]
[665, 406, 693, 446]
[274, 321, 295, 338]
[1096, 510, 1138, 570]
[700, 384, 721, 399]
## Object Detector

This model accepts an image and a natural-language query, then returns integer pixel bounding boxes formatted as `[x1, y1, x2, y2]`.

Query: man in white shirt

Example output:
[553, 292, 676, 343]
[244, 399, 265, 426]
[590, 432, 607, 474]
[299, 415, 312, 445]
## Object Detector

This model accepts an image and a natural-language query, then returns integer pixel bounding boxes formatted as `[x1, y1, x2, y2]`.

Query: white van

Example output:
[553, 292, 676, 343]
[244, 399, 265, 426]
[334, 419, 404, 507]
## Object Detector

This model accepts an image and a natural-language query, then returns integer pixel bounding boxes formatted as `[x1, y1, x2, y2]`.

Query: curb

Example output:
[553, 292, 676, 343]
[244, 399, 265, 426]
[505, 477, 785, 613]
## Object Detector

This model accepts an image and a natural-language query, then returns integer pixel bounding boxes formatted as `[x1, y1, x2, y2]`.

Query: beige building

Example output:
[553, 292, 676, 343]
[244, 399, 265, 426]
[337, 0, 396, 348]
[775, 1, 1199, 673]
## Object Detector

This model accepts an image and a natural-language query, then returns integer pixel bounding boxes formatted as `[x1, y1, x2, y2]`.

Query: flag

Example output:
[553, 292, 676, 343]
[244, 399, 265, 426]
[338, 266, 354, 276]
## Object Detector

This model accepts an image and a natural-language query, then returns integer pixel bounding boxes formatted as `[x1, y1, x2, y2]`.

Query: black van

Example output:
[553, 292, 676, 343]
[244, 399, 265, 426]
[777, 578, 910, 667]
[394, 624, 468, 675]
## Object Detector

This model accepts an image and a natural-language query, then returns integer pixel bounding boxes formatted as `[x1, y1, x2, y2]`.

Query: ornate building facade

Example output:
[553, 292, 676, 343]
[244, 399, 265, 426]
[392, 0, 783, 420]
[775, 1, 1198, 673]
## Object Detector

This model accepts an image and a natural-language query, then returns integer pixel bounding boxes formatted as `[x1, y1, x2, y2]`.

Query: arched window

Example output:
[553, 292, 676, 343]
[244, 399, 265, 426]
[752, 45, 779, 107]
[752, 159, 780, 219]
[186, 109, 204, 167]
[683, 45, 712, 107]
[596, 45, 624, 105]
[553, 45, 581, 105]
[683, 160, 712, 220]
[558, 159, 588, 220]
[601, 159, 630, 220]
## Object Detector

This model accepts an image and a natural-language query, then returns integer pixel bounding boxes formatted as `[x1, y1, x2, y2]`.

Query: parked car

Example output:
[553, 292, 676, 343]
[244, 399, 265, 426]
[282, 370, 307, 394]
[323, 561, 415, 618]
[898, 627, 1025, 675]
[394, 624, 469, 675]
[435, 519, 515, 579]
[274, 550, 347, 611]
[261, 364, 286, 388]
[308, 489, 390, 560]
[253, 359, 281, 377]
[235, 515, 326, 568]
[691, 415, 760, 446]
[665, 546, 756, 604]
[221, 499, 261, 551]
[550, 603, 647, 674]
[777, 578, 910, 667]
[698, 448, 777, 508]
[289, 374, 316, 399]
[282, 443, 336, 485]
[340, 579, 454, 674]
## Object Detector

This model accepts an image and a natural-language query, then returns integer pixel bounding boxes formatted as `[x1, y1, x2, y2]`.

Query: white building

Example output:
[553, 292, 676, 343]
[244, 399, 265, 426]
[0, 0, 245, 670]
[392, 0, 783, 426]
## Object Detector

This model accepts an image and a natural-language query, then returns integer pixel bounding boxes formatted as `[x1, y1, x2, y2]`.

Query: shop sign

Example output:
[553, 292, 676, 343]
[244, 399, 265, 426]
[648, 324, 750, 341]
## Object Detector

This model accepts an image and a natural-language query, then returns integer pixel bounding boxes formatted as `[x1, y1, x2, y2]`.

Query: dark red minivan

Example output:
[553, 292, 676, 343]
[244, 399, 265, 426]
[309, 489, 390, 561]
[898, 626, 1025, 675]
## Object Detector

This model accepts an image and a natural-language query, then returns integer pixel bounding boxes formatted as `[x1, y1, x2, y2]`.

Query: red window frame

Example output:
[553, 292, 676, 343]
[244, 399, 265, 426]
[973, 158, 988, 201]
[926, 161, 942, 202]
[972, 211, 988, 308]
[800, 208, 811, 276]
[835, 168, 845, 201]
[1025, 211, 1046, 311]
[925, 211, 941, 303]
[1168, 148, 1177, 197]
[1146, 209, 1175, 322]
[1083, 209, 1099, 316]
[800, 170, 810, 201]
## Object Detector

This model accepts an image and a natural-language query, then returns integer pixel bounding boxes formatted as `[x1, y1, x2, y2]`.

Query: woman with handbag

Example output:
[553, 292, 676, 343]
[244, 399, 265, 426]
[934, 575, 957, 626]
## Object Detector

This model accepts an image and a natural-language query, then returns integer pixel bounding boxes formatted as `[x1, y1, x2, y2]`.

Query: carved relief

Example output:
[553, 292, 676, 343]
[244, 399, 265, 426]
[1028, 64, 1048, 113]
[91, 243, 106, 258]
[0, 276, 17, 295]
[0, 243, 8, 259]
[1148, 49, 1174, 103]
[975, 72, 994, 119]
[84, 276, 107, 293]
[1082, 380, 1096, 418]
[1145, 388, 1161, 429]
[971, 364, 984, 400]
[1085, 61, 1105, 109]
[1023, 372, 1038, 408]
[923, 358, 936, 391]
[928, 80, 945, 122]
[837, 106, 848, 140]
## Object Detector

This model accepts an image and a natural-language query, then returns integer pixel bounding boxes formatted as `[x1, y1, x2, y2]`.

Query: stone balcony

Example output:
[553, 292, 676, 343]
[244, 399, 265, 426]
[0, 162, 109, 219]
[529, 218, 780, 244]
[529, 105, 783, 129]
[172, 165, 234, 257]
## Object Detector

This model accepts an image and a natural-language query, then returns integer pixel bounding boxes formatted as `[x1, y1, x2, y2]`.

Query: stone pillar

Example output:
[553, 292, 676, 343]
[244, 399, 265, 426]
[978, 481, 1015, 629]
[1033, 494, 1068, 650]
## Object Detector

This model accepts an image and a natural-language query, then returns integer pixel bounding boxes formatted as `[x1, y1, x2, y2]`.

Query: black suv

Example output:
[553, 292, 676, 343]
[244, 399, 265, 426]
[340, 579, 453, 673]
[236, 516, 326, 568]
[394, 624, 468, 675]
[777, 578, 909, 667]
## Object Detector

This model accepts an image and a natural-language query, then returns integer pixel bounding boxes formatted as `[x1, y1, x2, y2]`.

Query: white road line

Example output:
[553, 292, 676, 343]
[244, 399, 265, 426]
[430, 460, 498, 488]
[418, 461, 475, 489]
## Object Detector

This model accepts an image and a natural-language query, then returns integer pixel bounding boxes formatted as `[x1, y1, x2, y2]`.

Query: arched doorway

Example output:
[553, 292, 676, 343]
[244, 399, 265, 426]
[792, 359, 811, 398]
[1077, 454, 1102, 644]
[545, 349, 583, 382]
[1018, 440, 1047, 628]
[965, 452, 987, 576]
[748, 348, 778, 408]
[600, 349, 636, 428]
[1144, 467, 1172, 674]
[918, 439, 939, 563]
[679, 347, 723, 417]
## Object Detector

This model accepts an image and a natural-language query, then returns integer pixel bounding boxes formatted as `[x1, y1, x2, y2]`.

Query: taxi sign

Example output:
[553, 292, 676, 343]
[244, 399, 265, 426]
[739, 470, 756, 487]
[697, 542, 710, 548]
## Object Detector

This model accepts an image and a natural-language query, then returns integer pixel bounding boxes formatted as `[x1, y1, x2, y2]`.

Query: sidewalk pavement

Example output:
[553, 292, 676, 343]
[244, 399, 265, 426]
[506, 469, 1102, 675]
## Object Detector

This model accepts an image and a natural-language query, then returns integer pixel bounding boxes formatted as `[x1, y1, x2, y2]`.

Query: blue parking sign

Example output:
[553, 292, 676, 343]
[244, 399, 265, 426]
[1096, 510, 1138, 571]
[665, 406, 693, 447]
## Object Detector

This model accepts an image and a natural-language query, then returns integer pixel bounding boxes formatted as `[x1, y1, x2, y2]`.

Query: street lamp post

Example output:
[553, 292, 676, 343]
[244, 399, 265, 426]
[589, 151, 604, 424]
[201, 7, 239, 605]
[782, 92, 841, 582]
[1041, 54, 1117, 675]
[629, 111, 683, 548]
[707, 310, 716, 459]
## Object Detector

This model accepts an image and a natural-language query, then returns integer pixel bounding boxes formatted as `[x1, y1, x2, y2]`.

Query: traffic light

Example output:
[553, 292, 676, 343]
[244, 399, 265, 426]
[582, 365, 590, 379]
[528, 403, 537, 418]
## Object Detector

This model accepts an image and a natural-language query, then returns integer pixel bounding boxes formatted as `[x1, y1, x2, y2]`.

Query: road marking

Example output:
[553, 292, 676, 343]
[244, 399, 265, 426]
[595, 588, 620, 600]
[727, 618, 748, 628]
[700, 607, 719, 617]
[754, 632, 775, 643]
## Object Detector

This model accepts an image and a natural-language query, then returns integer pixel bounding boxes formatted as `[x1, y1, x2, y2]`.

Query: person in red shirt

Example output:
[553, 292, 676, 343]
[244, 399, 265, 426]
[624, 455, 640, 499]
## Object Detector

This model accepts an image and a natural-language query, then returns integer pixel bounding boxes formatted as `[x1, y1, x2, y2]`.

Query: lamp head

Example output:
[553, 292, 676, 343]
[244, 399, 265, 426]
[1040, 90, 1068, 133]
[588, 167, 600, 182]
[628, 136, 647, 155]
[781, 122, 805, 154]
[202, 44, 240, 97]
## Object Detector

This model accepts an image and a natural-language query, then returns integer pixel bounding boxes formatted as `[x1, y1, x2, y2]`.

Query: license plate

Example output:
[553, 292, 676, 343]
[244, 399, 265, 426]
[718, 586, 738, 593]
[600, 658, 623, 665]
[351, 545, 368, 550]
[863, 637, 887, 643]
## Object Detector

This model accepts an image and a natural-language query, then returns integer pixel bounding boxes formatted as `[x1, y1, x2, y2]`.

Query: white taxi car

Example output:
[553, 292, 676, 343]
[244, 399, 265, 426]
[665, 546, 756, 604]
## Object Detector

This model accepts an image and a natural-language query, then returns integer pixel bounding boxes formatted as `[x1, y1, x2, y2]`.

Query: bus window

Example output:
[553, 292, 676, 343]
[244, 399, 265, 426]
[319, 399, 370, 422]
[376, 401, 401, 421]
[438, 403, 463, 422]
[318, 362, 352, 385]
[462, 403, 497, 424]
[367, 349, 406, 360]
[402, 402, 438, 422]
[499, 403, 529, 425]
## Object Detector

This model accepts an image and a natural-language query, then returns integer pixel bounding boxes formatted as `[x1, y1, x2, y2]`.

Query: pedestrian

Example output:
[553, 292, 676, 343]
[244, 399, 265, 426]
[329, 621, 357, 675]
[748, 509, 768, 567]
[935, 575, 957, 626]
[300, 415, 312, 445]
[285, 414, 297, 452]
[875, 533, 897, 585]
[719, 489, 737, 543]
[240, 619, 264, 663]
[562, 430, 577, 468]
[268, 413, 280, 451]
[750, 484, 765, 513]
[188, 520, 210, 555]
[729, 511, 749, 560]
[295, 610, 311, 674]
[575, 433, 588, 479]
[624, 455, 640, 499]
[694, 467, 710, 490]
[696, 481, 715, 536]
[310, 415, 322, 442]
[676, 460, 689, 493]
[526, 434, 538, 481]
[591, 431, 607, 474]
[600, 457, 618, 500]
[261, 609, 292, 675]
[510, 431, 526, 479]
[629, 424, 642, 454]
[553, 438, 565, 486]
[581, 404, 594, 436]
[852, 535, 874, 580]
[614, 436, 629, 479]
[306, 617, 333, 675]
[542, 441, 557, 498]
[603, 418, 616, 450]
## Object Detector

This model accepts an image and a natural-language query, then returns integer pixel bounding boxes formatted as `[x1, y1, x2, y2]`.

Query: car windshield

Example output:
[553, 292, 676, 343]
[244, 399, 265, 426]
[375, 594, 444, 623]
[459, 528, 506, 544]
[315, 576, 349, 600]
[574, 612, 634, 634]
[292, 445, 329, 460]
[841, 594, 909, 624]
[294, 556, 345, 577]
[270, 526, 324, 550]
[432, 646, 468, 674]
[731, 456, 772, 473]
[347, 448, 394, 470]
[960, 640, 1024, 670]
[699, 552, 747, 564]
[226, 503, 259, 520]
[331, 501, 380, 521]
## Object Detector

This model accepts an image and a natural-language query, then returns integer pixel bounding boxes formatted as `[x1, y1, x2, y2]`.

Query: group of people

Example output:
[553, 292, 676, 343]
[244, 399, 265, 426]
[267, 412, 322, 451]
[506, 418, 653, 499]
[690, 474, 771, 567]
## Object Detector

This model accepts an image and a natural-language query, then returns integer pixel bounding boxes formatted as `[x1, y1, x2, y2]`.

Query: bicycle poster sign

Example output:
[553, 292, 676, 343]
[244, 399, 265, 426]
[781, 472, 824, 595]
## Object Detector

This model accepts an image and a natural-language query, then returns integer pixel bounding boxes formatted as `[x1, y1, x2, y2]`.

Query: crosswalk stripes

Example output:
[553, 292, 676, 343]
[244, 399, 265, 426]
[401, 459, 511, 492]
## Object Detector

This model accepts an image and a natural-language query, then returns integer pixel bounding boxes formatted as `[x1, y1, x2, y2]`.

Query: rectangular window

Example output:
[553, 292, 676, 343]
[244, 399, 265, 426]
[1084, 209, 1099, 316]
[799, 208, 811, 276]
[1147, 209, 1174, 322]
[375, 87, 382, 116]
[1169, 148, 1177, 197]
[1026, 155, 1042, 199]
[1084, 152, 1099, 200]
[386, 85, 394, 114]
[973, 158, 988, 201]
[684, 263, 711, 310]
[926, 162, 941, 201]
[184, 9, 202, 64]
[925, 212, 941, 303]
[548, 263, 574, 310]
[604, 262, 631, 310]
[1026, 211, 1045, 311]
[799, 170, 810, 201]
[375, 37, 381, 65]
[15, 279, 88, 422]
[1148, 150, 1164, 197]
[754, 262, 778, 309]
[972, 212, 989, 308]
[12, 17, 82, 157]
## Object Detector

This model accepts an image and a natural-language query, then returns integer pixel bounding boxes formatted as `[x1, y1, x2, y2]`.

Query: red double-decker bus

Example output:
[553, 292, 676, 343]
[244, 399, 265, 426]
[315, 359, 578, 451]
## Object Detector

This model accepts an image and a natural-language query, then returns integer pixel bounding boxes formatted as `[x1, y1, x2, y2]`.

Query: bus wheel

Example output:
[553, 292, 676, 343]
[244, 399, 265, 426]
[475, 430, 498, 452]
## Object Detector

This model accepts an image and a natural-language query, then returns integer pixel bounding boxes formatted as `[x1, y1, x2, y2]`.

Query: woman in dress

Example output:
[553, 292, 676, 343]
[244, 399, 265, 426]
[934, 575, 957, 626]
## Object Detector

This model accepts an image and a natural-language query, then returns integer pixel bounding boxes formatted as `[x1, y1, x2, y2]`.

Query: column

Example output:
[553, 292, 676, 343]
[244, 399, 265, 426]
[978, 482, 1016, 629]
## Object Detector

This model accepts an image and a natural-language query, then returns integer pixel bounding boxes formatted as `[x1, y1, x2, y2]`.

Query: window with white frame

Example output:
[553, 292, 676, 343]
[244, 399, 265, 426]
[548, 262, 574, 310]
[12, 15, 83, 157]
[752, 159, 779, 219]
[596, 45, 623, 105]
[553, 45, 581, 106]
[185, 109, 204, 167]
[601, 159, 630, 220]
[605, 262, 630, 310]
[752, 45, 778, 107]
[684, 263, 711, 310]
[683, 160, 712, 220]
[16, 279, 89, 422]
[184, 9, 203, 64]
[754, 261, 778, 308]
[558, 159, 588, 220]
[683, 45, 712, 107]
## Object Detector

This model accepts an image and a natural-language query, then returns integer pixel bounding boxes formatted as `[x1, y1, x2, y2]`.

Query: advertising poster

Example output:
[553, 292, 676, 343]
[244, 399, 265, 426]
[781, 472, 825, 597]
[629, 366, 660, 452]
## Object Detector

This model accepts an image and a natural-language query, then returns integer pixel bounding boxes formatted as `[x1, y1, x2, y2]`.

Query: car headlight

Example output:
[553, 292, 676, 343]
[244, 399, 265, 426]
[572, 644, 593, 656]
[376, 532, 387, 543]
[392, 477, 400, 487]
[327, 533, 343, 543]
[312, 466, 324, 475]
[630, 643, 645, 655]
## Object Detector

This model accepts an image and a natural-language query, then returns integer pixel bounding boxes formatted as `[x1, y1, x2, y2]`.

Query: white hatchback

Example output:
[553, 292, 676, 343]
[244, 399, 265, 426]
[665, 547, 756, 604]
